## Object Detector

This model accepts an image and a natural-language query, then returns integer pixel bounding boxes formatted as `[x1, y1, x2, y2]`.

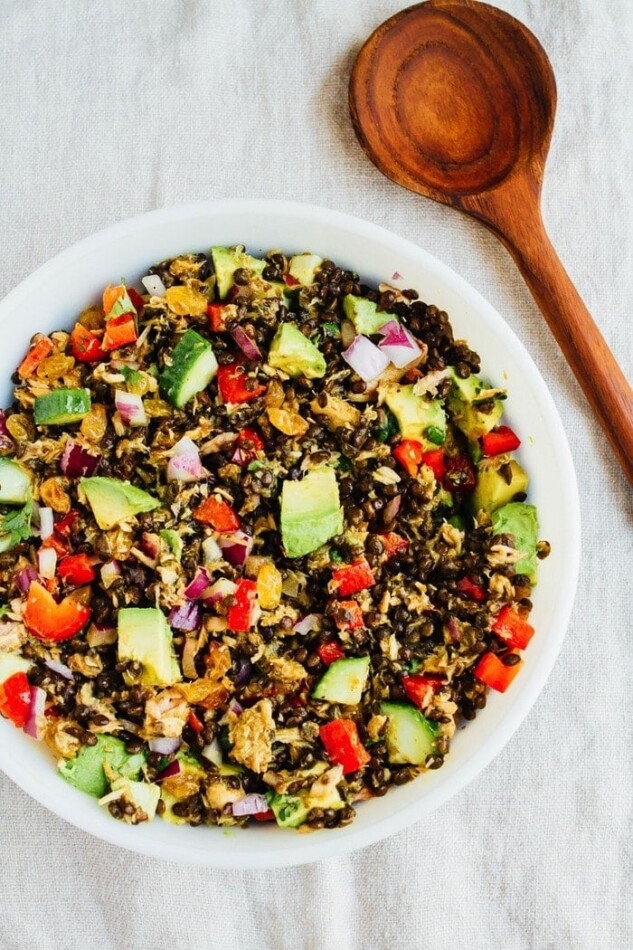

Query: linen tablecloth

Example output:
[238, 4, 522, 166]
[1, 2, 631, 948]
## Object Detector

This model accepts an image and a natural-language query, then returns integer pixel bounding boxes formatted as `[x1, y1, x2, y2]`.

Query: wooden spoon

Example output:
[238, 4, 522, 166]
[349, 0, 633, 484]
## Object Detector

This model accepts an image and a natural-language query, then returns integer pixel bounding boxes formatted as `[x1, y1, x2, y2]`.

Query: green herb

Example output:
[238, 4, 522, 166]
[329, 549, 343, 564]
[448, 514, 466, 531]
[322, 322, 340, 338]
[336, 455, 353, 473]
[121, 366, 142, 390]
[375, 409, 398, 444]
[247, 461, 264, 472]
[404, 659, 421, 674]
[0, 605, 9, 618]
[0, 499, 34, 551]
[424, 425, 445, 446]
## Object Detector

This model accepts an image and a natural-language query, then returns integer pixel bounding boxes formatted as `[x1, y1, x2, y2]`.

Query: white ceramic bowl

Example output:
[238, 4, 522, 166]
[0, 199, 580, 867]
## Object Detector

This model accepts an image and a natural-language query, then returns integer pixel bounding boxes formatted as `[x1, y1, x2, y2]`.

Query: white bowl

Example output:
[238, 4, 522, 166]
[0, 199, 580, 867]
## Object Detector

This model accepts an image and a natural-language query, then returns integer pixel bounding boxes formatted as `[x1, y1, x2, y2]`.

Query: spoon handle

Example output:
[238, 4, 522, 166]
[478, 182, 633, 486]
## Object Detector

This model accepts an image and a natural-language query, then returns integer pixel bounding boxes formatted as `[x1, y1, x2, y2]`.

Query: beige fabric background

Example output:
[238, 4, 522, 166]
[1, 1, 631, 948]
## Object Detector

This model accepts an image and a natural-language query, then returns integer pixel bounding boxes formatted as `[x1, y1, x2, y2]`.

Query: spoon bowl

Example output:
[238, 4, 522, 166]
[350, 0, 633, 483]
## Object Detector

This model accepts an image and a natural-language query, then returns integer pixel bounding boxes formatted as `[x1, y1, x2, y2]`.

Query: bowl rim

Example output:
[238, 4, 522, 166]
[0, 198, 580, 867]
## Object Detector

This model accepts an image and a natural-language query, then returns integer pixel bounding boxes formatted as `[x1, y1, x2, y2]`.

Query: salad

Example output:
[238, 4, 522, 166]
[0, 246, 548, 831]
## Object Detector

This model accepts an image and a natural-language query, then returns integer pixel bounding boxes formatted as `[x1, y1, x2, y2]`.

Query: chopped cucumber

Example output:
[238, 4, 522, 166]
[312, 656, 370, 705]
[159, 329, 218, 409]
[33, 388, 91, 426]
[0, 458, 31, 505]
[381, 702, 437, 765]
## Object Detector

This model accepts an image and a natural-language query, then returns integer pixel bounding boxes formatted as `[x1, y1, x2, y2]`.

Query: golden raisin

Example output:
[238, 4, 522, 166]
[37, 354, 75, 380]
[80, 404, 107, 442]
[266, 407, 309, 437]
[40, 477, 71, 513]
[164, 286, 208, 316]
[6, 414, 35, 444]
[144, 398, 172, 418]
[264, 379, 285, 409]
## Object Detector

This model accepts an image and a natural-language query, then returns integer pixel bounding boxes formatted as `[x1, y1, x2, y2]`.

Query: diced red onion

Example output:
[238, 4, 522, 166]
[141, 274, 167, 298]
[23, 686, 46, 740]
[232, 793, 269, 817]
[100, 560, 121, 589]
[171, 437, 198, 457]
[149, 736, 181, 755]
[16, 566, 40, 593]
[185, 568, 213, 600]
[155, 760, 181, 781]
[293, 614, 321, 636]
[60, 440, 101, 478]
[392, 271, 402, 280]
[383, 493, 402, 524]
[38, 547, 57, 579]
[44, 659, 74, 680]
[202, 577, 237, 605]
[218, 531, 253, 567]
[167, 453, 208, 483]
[0, 410, 14, 453]
[230, 326, 262, 361]
[168, 601, 202, 632]
[202, 536, 223, 565]
[342, 335, 390, 382]
[378, 320, 422, 367]
[115, 390, 147, 427]
[39, 507, 54, 541]
[229, 699, 243, 716]
[201, 738, 223, 766]
[234, 660, 252, 685]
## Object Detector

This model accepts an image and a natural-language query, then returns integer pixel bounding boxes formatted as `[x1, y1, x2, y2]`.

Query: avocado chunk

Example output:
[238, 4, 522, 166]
[281, 467, 342, 558]
[211, 245, 266, 300]
[343, 294, 392, 336]
[312, 656, 370, 705]
[80, 476, 160, 529]
[268, 792, 311, 829]
[34, 388, 91, 427]
[447, 371, 504, 440]
[471, 457, 528, 515]
[0, 458, 31, 505]
[288, 253, 323, 286]
[384, 384, 447, 446]
[103, 777, 160, 823]
[268, 323, 326, 379]
[492, 502, 539, 583]
[58, 735, 145, 798]
[159, 329, 218, 409]
[117, 607, 181, 687]
[381, 702, 437, 765]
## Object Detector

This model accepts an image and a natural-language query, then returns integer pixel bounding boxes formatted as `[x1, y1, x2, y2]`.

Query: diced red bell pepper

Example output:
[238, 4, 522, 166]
[422, 449, 446, 482]
[233, 427, 265, 466]
[331, 599, 364, 630]
[482, 425, 521, 457]
[207, 303, 229, 332]
[331, 559, 375, 597]
[18, 337, 54, 379]
[70, 323, 106, 363]
[0, 672, 31, 728]
[127, 287, 144, 316]
[392, 439, 424, 477]
[492, 605, 535, 650]
[474, 651, 523, 692]
[54, 510, 79, 539]
[57, 553, 96, 587]
[319, 719, 371, 774]
[253, 809, 276, 822]
[102, 313, 137, 352]
[402, 674, 444, 709]
[443, 454, 476, 493]
[377, 532, 409, 560]
[456, 576, 486, 603]
[227, 579, 258, 633]
[187, 710, 205, 734]
[24, 582, 91, 642]
[193, 496, 240, 531]
[218, 363, 267, 405]
[316, 640, 345, 665]
[283, 273, 300, 287]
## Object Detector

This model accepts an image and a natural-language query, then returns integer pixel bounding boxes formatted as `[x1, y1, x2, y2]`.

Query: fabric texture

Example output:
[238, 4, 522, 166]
[1, 1, 631, 948]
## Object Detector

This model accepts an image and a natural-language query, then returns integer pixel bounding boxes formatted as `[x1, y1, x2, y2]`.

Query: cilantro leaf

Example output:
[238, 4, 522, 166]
[0, 499, 34, 551]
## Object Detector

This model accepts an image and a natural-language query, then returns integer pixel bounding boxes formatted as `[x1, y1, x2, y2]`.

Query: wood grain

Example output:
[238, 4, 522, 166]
[350, 0, 633, 484]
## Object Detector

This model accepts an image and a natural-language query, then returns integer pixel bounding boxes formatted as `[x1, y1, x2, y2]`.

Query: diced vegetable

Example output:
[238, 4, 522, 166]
[319, 719, 370, 774]
[316, 640, 345, 665]
[492, 605, 535, 650]
[381, 702, 437, 764]
[482, 425, 521, 457]
[456, 576, 486, 602]
[159, 329, 218, 409]
[18, 338, 53, 379]
[227, 579, 258, 633]
[57, 554, 96, 586]
[24, 582, 91, 642]
[193, 496, 240, 531]
[342, 335, 390, 382]
[443, 454, 477, 493]
[392, 439, 424, 477]
[0, 671, 31, 727]
[474, 652, 523, 692]
[331, 559, 375, 597]
[102, 313, 137, 352]
[331, 599, 364, 630]
[312, 656, 370, 705]
[34, 389, 91, 426]
[377, 320, 422, 367]
[70, 324, 105, 363]
[401, 674, 444, 709]
[60, 441, 101, 477]
[217, 362, 266, 404]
